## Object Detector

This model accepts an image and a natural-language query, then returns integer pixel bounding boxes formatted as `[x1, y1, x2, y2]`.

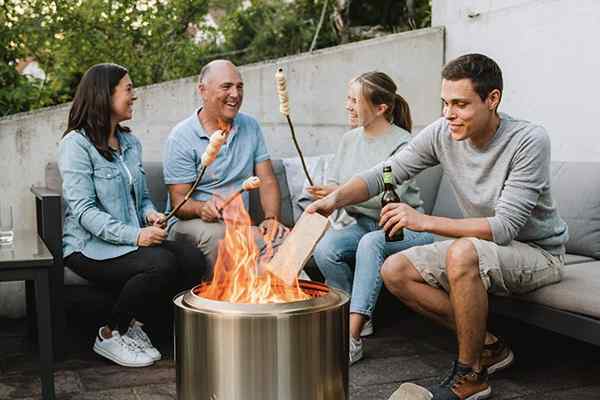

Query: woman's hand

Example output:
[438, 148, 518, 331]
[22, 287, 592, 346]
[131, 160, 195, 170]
[379, 203, 428, 237]
[306, 194, 337, 217]
[306, 184, 338, 200]
[146, 211, 166, 228]
[137, 226, 167, 247]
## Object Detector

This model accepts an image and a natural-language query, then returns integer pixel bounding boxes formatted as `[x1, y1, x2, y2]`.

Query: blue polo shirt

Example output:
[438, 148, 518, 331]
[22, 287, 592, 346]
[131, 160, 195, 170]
[163, 109, 270, 212]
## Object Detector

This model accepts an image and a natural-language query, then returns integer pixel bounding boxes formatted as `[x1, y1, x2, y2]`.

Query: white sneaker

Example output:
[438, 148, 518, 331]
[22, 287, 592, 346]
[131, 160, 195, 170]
[360, 319, 374, 337]
[93, 328, 154, 367]
[126, 322, 162, 361]
[350, 336, 363, 365]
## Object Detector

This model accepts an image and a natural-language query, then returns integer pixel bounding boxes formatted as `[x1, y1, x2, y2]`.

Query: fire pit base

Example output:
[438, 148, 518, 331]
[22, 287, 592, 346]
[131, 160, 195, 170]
[173, 280, 349, 400]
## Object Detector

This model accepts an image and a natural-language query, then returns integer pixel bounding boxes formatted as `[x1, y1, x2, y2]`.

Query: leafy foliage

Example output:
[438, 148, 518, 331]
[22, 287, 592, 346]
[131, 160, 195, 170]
[1, 0, 430, 116]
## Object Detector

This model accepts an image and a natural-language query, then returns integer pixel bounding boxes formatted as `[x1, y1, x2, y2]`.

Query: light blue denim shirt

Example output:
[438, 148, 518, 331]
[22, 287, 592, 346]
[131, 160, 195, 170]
[162, 109, 270, 216]
[59, 129, 157, 260]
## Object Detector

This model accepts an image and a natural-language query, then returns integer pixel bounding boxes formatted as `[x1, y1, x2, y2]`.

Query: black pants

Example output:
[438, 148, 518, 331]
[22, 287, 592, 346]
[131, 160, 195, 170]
[65, 240, 208, 332]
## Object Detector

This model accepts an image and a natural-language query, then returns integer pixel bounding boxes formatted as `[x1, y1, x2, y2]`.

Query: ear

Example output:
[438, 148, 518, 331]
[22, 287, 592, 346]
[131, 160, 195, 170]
[375, 103, 388, 117]
[486, 89, 501, 111]
[197, 82, 206, 100]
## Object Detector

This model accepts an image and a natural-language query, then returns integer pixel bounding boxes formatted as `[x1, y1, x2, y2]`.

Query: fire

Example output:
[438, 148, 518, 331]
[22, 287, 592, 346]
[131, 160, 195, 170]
[195, 192, 310, 304]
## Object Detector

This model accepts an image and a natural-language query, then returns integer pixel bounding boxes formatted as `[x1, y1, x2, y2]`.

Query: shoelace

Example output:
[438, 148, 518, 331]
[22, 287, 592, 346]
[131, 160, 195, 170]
[440, 362, 460, 386]
[128, 325, 152, 347]
[119, 333, 146, 353]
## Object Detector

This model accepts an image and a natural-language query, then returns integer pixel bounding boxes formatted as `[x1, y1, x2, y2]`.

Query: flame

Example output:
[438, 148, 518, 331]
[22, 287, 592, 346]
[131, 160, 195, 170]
[195, 193, 310, 303]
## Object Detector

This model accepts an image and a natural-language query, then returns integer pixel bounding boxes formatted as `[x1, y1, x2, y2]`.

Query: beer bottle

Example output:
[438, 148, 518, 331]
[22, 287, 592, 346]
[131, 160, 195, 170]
[381, 165, 404, 242]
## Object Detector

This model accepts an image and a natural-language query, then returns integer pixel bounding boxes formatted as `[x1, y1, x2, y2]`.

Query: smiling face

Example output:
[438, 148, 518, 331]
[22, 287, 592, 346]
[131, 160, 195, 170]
[441, 78, 498, 142]
[345, 80, 386, 129]
[199, 62, 244, 123]
[111, 73, 136, 123]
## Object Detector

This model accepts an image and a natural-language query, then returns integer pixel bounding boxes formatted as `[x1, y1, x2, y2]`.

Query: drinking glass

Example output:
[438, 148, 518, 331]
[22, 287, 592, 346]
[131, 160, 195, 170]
[0, 203, 14, 245]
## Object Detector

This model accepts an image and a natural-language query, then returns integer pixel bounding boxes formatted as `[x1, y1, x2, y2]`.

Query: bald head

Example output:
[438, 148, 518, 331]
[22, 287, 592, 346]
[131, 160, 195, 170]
[199, 59, 239, 84]
[197, 59, 244, 122]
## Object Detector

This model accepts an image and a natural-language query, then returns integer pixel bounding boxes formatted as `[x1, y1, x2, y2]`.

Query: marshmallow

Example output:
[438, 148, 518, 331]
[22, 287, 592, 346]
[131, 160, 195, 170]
[275, 69, 290, 116]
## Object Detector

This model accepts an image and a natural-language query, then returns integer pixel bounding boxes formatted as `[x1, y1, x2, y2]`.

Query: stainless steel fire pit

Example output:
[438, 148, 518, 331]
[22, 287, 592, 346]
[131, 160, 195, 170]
[173, 280, 349, 400]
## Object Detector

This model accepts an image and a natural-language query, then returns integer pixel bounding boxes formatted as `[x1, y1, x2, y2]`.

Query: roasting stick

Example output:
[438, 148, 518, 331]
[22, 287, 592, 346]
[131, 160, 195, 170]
[275, 68, 314, 186]
[165, 128, 228, 223]
[216, 176, 262, 215]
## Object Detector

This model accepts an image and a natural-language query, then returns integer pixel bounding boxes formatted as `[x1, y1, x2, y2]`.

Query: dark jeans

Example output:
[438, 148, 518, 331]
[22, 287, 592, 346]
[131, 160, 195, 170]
[65, 240, 208, 332]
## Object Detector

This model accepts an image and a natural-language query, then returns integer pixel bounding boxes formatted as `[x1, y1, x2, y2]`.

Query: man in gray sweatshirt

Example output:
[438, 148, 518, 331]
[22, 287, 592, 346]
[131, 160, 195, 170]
[308, 53, 568, 400]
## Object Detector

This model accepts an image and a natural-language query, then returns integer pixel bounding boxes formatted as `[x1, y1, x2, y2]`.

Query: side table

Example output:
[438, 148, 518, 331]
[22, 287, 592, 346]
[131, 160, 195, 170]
[0, 230, 55, 400]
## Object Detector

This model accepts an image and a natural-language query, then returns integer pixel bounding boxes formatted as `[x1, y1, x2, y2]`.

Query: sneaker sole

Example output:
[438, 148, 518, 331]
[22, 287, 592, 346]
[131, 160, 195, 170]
[360, 325, 374, 337]
[487, 350, 515, 375]
[465, 386, 492, 400]
[93, 343, 154, 368]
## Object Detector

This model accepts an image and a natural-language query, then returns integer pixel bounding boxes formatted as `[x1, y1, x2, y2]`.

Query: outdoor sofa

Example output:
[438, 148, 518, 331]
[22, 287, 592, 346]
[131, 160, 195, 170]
[32, 158, 600, 357]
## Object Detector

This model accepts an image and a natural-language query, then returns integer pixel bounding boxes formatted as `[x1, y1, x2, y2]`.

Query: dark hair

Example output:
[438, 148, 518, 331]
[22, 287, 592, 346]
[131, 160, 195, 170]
[63, 63, 130, 161]
[353, 71, 412, 132]
[442, 53, 503, 104]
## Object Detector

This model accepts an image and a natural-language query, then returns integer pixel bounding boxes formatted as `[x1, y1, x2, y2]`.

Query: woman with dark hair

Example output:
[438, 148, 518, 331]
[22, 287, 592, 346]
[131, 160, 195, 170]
[59, 63, 208, 367]
[309, 71, 433, 365]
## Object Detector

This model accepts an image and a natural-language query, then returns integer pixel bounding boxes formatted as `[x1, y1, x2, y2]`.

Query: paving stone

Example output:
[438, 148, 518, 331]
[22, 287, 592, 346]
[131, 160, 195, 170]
[511, 384, 600, 400]
[78, 364, 175, 391]
[349, 353, 448, 387]
[0, 370, 83, 399]
[363, 335, 445, 360]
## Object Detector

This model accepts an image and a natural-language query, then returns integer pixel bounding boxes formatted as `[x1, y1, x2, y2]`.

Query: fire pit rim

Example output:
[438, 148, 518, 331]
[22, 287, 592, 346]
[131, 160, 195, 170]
[178, 280, 348, 316]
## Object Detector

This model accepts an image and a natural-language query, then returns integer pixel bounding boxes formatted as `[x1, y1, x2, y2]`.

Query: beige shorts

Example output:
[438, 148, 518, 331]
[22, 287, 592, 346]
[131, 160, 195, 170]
[401, 238, 565, 295]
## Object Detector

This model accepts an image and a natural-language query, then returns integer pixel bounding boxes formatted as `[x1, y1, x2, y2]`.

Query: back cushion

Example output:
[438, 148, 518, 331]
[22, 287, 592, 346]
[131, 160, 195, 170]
[430, 162, 600, 259]
[551, 162, 600, 259]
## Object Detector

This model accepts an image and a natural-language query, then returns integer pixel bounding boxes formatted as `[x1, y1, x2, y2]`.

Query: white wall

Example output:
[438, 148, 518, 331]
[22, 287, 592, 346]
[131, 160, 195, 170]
[0, 27, 444, 317]
[433, 0, 600, 161]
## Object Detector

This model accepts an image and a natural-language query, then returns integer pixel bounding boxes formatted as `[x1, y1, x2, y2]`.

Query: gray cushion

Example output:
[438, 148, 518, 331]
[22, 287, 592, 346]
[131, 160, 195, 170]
[565, 253, 596, 265]
[249, 159, 294, 227]
[516, 262, 600, 319]
[551, 162, 600, 259]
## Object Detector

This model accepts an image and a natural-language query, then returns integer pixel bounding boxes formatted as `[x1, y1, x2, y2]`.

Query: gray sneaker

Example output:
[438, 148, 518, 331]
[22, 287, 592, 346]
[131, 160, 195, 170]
[350, 336, 363, 365]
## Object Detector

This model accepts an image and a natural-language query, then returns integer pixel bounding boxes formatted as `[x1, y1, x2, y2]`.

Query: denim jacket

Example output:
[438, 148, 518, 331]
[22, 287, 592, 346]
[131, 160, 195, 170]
[59, 129, 156, 260]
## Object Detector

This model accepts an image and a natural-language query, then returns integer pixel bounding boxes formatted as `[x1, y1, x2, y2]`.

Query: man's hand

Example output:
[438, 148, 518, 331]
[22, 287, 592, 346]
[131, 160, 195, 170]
[306, 194, 338, 217]
[306, 184, 338, 200]
[380, 203, 429, 237]
[259, 218, 289, 242]
[197, 200, 221, 222]
[146, 211, 166, 228]
[137, 226, 167, 247]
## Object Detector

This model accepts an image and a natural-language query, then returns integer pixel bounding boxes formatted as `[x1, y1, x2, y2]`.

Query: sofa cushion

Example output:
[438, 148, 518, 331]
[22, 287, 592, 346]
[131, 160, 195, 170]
[516, 262, 600, 319]
[551, 162, 600, 259]
[248, 159, 294, 227]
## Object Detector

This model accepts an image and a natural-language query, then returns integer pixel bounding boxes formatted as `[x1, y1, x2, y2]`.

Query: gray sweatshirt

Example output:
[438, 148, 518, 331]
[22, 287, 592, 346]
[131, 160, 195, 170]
[358, 113, 569, 255]
[328, 125, 423, 221]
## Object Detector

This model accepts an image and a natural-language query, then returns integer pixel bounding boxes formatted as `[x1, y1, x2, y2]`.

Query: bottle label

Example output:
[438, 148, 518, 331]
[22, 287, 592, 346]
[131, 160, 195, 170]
[383, 171, 394, 185]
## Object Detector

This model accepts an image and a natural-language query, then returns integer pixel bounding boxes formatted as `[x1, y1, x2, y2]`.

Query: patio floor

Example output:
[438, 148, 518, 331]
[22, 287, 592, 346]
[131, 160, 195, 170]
[2, 304, 600, 400]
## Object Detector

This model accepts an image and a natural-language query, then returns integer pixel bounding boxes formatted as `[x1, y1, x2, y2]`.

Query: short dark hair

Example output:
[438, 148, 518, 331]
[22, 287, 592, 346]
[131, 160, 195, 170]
[442, 54, 503, 102]
[63, 63, 130, 161]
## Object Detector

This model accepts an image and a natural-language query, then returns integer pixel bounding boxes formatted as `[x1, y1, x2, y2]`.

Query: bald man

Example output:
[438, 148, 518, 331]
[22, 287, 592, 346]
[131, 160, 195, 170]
[163, 60, 287, 266]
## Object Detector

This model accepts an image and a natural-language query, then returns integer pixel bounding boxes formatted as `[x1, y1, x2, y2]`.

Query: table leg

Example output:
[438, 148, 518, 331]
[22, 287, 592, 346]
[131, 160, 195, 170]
[26, 280, 37, 343]
[35, 270, 55, 400]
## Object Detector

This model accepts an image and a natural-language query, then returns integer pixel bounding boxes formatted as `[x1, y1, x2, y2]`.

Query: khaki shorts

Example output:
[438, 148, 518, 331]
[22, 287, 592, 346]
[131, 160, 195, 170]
[401, 238, 565, 295]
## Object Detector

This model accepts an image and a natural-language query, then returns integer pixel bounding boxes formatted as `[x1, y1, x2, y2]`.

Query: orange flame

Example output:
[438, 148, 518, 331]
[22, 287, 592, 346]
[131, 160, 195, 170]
[195, 193, 310, 303]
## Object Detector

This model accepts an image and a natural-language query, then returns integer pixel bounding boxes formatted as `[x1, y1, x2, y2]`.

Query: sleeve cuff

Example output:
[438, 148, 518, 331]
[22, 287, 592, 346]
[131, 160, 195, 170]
[487, 216, 509, 245]
[255, 154, 270, 163]
[122, 225, 142, 246]
[357, 167, 383, 197]
[164, 174, 198, 184]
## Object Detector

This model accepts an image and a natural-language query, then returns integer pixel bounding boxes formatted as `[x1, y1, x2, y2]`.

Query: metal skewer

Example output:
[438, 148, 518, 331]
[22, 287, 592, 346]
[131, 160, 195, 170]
[165, 128, 229, 223]
[217, 176, 262, 215]
[275, 68, 314, 186]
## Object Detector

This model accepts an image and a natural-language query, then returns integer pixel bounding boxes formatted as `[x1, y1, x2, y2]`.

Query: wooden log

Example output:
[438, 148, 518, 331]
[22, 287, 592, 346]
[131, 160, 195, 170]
[267, 212, 330, 286]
